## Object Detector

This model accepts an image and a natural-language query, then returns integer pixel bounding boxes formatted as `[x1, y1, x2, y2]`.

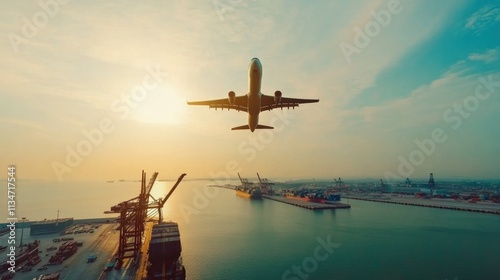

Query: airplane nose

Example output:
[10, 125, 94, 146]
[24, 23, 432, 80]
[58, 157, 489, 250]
[250, 58, 260, 69]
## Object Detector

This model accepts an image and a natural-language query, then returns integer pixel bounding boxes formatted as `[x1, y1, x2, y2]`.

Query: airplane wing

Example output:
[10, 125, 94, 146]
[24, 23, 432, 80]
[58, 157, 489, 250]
[187, 95, 248, 112]
[260, 94, 319, 111]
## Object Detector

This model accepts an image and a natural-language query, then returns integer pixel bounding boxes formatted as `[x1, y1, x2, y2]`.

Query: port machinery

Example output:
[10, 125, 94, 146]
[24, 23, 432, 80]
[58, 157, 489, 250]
[237, 172, 275, 195]
[428, 173, 435, 197]
[256, 173, 275, 194]
[105, 171, 186, 268]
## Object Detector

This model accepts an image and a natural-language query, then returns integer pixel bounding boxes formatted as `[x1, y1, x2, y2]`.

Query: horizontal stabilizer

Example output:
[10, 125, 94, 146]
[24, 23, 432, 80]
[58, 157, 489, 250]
[256, 124, 274, 129]
[231, 124, 274, 130]
[231, 125, 250, 130]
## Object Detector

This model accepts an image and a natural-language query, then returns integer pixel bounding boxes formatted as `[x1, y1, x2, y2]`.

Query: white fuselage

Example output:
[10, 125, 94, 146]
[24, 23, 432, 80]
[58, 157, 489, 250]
[247, 58, 262, 132]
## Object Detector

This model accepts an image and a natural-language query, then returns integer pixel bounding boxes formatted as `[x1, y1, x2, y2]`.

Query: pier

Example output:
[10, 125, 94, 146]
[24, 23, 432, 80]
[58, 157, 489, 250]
[344, 194, 500, 215]
[262, 195, 351, 210]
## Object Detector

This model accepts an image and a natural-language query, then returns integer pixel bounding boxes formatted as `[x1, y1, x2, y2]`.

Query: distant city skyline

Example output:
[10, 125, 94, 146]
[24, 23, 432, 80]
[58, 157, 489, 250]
[1, 1, 499, 181]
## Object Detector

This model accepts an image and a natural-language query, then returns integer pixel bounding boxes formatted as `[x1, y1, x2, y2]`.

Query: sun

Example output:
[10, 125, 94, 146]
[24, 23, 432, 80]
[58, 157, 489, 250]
[131, 85, 187, 125]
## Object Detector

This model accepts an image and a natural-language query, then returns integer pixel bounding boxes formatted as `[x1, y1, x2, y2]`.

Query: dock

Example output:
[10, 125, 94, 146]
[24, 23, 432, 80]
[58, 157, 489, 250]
[0, 220, 121, 280]
[262, 195, 351, 210]
[136, 222, 154, 280]
[344, 194, 500, 215]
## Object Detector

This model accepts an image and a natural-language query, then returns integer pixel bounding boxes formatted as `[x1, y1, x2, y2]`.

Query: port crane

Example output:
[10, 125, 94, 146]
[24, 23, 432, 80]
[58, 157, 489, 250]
[105, 171, 186, 268]
[149, 173, 186, 223]
[333, 177, 344, 188]
[405, 178, 412, 188]
[237, 173, 254, 189]
[257, 173, 275, 194]
[428, 173, 435, 197]
[379, 179, 390, 193]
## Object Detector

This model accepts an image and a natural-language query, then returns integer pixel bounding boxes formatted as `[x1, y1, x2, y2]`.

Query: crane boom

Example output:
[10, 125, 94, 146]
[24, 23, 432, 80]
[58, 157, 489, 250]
[146, 172, 159, 196]
[160, 173, 187, 206]
[256, 173, 262, 183]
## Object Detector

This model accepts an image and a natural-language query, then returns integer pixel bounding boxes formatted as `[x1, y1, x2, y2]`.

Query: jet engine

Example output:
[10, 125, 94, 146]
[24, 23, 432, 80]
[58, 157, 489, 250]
[228, 91, 236, 104]
[274, 90, 282, 104]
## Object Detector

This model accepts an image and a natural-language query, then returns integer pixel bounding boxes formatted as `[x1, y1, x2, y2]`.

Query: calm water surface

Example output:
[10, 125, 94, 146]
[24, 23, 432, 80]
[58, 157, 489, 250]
[2, 179, 499, 279]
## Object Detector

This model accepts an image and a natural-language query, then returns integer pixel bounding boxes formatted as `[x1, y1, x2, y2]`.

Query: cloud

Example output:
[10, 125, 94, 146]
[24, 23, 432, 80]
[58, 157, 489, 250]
[464, 4, 500, 34]
[0, 117, 48, 132]
[352, 47, 500, 131]
[468, 48, 499, 63]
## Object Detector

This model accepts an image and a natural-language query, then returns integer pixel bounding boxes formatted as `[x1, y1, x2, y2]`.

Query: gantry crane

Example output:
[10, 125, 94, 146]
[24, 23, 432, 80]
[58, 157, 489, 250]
[333, 177, 344, 188]
[257, 173, 275, 194]
[237, 172, 253, 188]
[105, 171, 186, 268]
[405, 178, 412, 188]
[428, 173, 435, 197]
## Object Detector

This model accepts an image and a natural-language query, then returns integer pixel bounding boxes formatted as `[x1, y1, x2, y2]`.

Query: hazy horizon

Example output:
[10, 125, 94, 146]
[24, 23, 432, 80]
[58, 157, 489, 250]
[3, 175, 499, 183]
[1, 1, 499, 182]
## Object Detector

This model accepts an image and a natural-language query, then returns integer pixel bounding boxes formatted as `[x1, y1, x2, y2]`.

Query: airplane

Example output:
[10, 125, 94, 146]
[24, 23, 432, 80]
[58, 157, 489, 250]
[187, 58, 319, 132]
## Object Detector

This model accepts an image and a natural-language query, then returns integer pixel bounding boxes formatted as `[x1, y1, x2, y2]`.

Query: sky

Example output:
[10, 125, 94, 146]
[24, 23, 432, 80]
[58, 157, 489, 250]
[0, 0, 499, 182]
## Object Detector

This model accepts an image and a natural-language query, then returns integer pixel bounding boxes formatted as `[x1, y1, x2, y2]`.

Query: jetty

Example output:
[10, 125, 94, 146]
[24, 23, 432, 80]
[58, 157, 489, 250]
[344, 194, 500, 215]
[262, 195, 351, 210]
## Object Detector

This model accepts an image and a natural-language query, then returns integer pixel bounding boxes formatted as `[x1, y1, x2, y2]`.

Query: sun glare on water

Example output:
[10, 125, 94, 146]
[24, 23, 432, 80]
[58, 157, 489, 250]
[131, 85, 187, 125]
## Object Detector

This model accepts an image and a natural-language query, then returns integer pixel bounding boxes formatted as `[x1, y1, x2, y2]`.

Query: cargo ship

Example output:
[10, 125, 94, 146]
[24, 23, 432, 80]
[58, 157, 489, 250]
[324, 191, 341, 202]
[148, 222, 186, 279]
[236, 186, 262, 199]
[30, 218, 73, 235]
[236, 173, 262, 199]
[284, 191, 324, 203]
[284, 190, 341, 203]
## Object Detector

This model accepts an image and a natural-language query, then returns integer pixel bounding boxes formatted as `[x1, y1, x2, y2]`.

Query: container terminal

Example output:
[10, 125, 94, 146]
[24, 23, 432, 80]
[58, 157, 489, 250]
[212, 173, 499, 213]
[1, 172, 498, 279]
[228, 173, 351, 210]
[344, 194, 500, 214]
[343, 173, 500, 215]
[0, 171, 187, 280]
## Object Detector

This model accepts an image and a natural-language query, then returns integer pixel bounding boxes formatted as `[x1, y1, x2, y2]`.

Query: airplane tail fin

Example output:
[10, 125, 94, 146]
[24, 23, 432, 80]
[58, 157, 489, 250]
[231, 124, 274, 130]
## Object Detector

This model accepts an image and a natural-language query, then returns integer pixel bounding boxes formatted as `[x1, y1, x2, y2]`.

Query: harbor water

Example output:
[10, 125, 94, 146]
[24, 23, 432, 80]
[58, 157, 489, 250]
[2, 179, 499, 279]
